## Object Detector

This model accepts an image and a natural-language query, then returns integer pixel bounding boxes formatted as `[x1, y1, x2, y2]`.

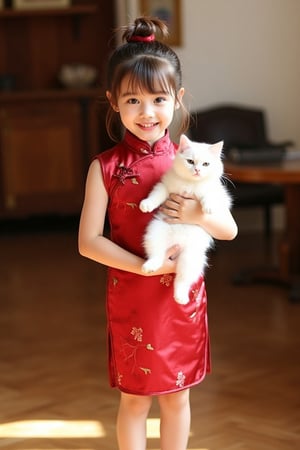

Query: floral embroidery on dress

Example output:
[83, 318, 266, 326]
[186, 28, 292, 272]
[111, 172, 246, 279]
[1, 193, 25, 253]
[191, 288, 200, 303]
[160, 274, 173, 287]
[117, 373, 123, 385]
[126, 202, 138, 209]
[189, 288, 200, 319]
[140, 367, 151, 375]
[112, 277, 118, 287]
[176, 371, 186, 388]
[113, 164, 140, 184]
[121, 327, 154, 375]
[189, 282, 205, 321]
[131, 327, 143, 342]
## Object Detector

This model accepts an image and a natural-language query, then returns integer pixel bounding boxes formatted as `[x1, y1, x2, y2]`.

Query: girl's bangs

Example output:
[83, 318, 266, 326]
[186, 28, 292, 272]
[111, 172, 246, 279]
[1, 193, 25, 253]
[126, 57, 176, 95]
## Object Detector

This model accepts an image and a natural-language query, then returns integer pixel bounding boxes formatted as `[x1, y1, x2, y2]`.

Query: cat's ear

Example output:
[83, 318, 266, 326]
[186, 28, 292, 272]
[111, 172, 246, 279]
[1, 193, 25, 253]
[210, 141, 224, 157]
[178, 134, 191, 152]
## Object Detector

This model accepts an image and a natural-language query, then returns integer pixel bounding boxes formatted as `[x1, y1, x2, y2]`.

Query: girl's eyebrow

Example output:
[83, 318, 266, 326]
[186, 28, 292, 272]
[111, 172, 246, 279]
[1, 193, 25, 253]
[120, 91, 136, 97]
[121, 90, 169, 98]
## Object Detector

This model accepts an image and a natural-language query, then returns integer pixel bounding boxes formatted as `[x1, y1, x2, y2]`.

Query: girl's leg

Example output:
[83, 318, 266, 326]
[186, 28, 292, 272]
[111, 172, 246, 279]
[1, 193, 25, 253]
[116, 392, 152, 450]
[158, 388, 191, 450]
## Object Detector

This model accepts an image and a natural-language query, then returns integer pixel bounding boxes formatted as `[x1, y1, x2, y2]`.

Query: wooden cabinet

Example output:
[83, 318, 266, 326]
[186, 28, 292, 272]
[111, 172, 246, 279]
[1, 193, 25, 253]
[0, 1, 115, 219]
[0, 99, 85, 216]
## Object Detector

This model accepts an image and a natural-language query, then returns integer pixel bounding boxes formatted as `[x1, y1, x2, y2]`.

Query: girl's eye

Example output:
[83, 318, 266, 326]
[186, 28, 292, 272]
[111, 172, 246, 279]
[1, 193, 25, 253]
[187, 159, 194, 165]
[203, 162, 210, 167]
[154, 96, 166, 104]
[128, 98, 139, 104]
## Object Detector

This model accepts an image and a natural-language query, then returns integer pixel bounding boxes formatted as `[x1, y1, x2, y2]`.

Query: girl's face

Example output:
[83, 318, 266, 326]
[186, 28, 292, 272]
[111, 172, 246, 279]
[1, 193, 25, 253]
[107, 75, 184, 146]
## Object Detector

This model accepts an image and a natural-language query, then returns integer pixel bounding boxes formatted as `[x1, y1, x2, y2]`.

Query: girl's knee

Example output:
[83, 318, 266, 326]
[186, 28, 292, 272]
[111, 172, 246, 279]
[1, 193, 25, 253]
[158, 389, 190, 412]
[120, 392, 152, 417]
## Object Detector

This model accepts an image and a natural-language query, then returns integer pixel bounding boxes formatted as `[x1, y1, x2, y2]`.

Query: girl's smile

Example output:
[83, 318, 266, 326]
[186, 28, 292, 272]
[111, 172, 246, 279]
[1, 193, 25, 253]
[136, 121, 159, 130]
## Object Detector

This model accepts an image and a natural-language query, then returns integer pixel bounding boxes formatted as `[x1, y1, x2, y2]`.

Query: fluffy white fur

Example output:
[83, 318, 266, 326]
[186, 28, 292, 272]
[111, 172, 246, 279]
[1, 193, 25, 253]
[139, 134, 231, 305]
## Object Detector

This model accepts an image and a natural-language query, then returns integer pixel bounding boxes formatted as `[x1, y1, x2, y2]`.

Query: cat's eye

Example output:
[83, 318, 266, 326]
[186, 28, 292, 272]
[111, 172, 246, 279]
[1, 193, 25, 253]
[187, 159, 194, 165]
[202, 162, 210, 167]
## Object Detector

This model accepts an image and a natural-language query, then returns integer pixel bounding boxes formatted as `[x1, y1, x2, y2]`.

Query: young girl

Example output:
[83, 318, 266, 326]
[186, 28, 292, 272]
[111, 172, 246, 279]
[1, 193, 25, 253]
[78, 16, 237, 450]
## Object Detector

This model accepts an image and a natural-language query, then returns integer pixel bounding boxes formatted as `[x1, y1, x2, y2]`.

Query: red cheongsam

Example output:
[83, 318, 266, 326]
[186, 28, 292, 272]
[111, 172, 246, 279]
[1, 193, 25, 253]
[96, 130, 210, 395]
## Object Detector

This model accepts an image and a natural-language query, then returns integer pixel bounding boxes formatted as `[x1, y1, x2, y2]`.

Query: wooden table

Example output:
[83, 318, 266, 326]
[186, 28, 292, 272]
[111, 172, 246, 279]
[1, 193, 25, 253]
[225, 159, 300, 301]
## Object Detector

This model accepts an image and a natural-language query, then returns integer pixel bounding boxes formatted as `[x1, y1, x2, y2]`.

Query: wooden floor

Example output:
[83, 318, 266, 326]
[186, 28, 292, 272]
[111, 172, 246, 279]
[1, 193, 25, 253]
[0, 219, 299, 450]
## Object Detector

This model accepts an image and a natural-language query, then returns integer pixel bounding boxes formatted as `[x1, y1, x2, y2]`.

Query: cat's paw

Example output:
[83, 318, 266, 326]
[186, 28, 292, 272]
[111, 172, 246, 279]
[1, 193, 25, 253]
[139, 199, 155, 213]
[142, 257, 163, 274]
[174, 286, 190, 305]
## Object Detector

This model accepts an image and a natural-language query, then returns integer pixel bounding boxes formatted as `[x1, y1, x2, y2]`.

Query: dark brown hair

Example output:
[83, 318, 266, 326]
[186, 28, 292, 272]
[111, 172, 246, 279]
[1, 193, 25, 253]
[106, 17, 189, 141]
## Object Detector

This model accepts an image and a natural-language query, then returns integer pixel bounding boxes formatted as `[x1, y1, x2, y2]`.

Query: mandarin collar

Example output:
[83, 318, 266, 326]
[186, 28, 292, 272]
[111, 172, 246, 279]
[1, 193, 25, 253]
[123, 130, 173, 156]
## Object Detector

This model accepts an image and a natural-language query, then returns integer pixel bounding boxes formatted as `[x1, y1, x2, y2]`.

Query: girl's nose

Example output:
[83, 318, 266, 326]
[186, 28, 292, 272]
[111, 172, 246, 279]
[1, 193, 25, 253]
[140, 102, 154, 117]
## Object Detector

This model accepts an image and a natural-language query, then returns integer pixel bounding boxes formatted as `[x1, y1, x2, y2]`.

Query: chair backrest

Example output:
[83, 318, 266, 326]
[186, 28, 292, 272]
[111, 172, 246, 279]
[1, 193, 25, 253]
[189, 105, 268, 154]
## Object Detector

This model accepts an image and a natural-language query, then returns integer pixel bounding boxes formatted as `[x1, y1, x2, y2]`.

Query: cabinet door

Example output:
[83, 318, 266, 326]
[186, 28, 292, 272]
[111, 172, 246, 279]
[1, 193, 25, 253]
[0, 101, 85, 217]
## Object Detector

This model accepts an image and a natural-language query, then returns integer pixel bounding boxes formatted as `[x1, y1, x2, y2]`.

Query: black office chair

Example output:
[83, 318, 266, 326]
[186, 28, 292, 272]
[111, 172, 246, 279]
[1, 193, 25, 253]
[189, 104, 293, 236]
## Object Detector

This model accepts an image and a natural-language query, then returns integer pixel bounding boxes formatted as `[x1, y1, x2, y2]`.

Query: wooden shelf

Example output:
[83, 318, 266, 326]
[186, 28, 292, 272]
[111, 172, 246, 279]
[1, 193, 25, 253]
[0, 5, 97, 19]
[0, 88, 102, 102]
[0, 1, 114, 218]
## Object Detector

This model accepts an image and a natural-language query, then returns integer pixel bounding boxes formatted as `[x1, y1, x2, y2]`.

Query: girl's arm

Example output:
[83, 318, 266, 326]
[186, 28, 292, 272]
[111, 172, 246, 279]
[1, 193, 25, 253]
[160, 193, 238, 240]
[78, 160, 178, 274]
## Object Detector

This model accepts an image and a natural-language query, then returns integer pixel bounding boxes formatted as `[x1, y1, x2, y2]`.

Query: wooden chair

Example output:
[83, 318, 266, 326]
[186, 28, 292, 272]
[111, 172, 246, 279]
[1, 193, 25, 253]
[188, 104, 293, 236]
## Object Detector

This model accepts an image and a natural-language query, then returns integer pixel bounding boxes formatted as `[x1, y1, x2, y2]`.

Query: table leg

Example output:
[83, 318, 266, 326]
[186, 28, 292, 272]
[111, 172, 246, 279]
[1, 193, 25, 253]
[284, 184, 300, 301]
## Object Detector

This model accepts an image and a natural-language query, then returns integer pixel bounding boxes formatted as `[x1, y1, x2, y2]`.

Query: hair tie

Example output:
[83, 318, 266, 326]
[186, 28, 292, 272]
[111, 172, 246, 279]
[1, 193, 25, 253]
[129, 34, 155, 43]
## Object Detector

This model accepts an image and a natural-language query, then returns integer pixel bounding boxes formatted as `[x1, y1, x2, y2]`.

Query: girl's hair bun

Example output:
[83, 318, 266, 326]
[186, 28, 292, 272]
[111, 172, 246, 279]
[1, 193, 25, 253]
[122, 16, 169, 43]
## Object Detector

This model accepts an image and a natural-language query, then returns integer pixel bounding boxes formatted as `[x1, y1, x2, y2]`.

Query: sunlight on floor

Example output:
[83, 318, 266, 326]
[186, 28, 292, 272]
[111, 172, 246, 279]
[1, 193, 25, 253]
[0, 419, 208, 450]
[146, 417, 160, 438]
[0, 420, 105, 438]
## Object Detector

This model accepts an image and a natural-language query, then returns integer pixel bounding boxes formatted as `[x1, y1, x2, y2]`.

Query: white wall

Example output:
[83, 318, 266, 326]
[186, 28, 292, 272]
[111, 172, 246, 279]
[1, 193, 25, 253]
[176, 0, 300, 150]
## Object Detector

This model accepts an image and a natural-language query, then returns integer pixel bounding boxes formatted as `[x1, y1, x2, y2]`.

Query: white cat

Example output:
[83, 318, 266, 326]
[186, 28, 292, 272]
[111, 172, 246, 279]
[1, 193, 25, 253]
[139, 134, 231, 305]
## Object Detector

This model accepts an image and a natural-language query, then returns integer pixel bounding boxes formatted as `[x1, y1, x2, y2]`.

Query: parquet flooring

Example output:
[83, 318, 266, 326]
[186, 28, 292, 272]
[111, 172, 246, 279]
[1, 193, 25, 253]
[0, 219, 299, 449]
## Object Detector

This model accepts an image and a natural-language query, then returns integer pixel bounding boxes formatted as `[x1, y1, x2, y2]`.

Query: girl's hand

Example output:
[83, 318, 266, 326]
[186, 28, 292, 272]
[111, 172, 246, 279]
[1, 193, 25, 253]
[159, 193, 238, 240]
[160, 244, 181, 274]
[166, 244, 181, 262]
[160, 193, 202, 225]
[143, 244, 180, 276]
